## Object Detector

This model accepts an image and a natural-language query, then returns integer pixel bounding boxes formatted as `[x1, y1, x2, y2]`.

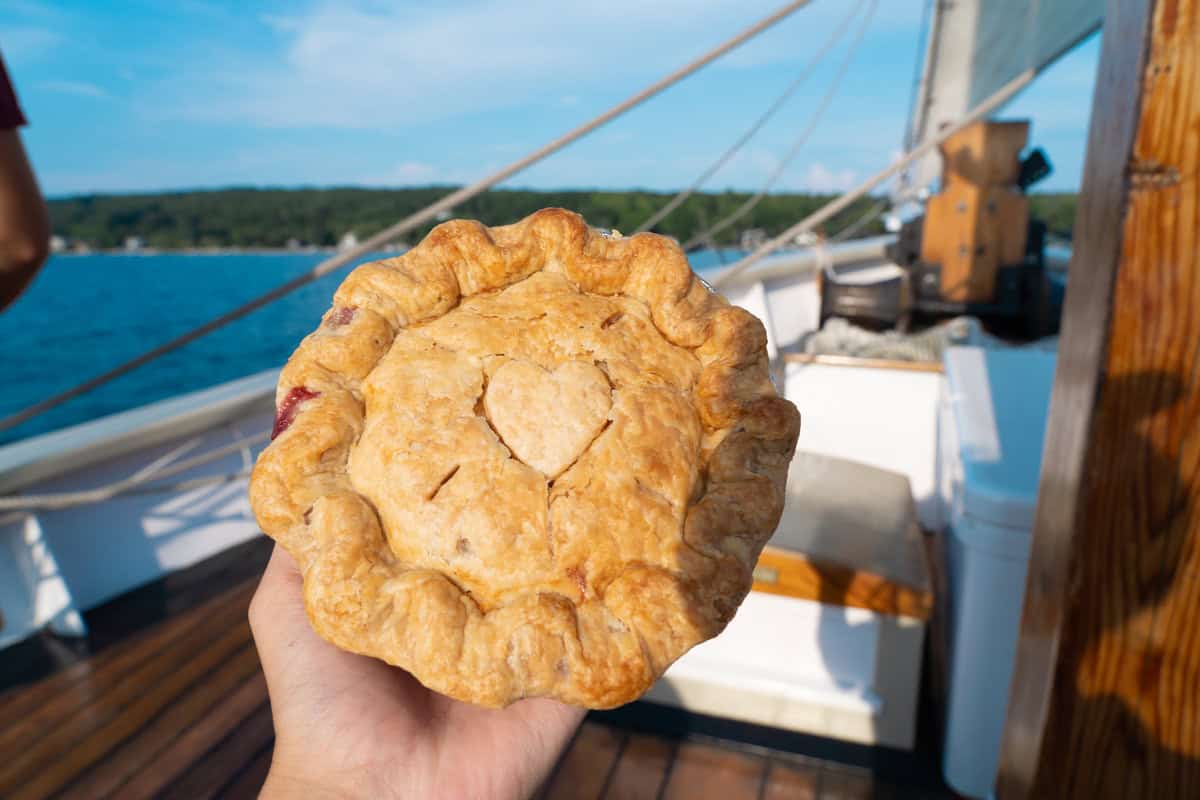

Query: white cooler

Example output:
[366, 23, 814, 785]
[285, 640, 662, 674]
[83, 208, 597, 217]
[938, 346, 1057, 799]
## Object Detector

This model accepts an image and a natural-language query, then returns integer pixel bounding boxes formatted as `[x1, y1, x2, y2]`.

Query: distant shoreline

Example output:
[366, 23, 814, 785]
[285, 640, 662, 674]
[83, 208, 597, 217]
[45, 187, 1078, 253]
[43, 186, 905, 253]
[50, 245, 409, 257]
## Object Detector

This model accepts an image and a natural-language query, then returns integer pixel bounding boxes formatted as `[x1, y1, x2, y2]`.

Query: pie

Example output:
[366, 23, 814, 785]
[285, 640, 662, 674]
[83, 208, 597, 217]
[249, 208, 800, 708]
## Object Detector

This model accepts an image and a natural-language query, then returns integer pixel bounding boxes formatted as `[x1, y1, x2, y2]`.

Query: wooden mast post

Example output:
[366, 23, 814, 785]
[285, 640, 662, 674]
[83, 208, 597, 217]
[920, 120, 1030, 303]
[997, 0, 1200, 796]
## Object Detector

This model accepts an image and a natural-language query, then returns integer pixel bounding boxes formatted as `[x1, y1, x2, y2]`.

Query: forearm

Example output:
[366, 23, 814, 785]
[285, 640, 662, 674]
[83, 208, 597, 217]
[0, 129, 49, 310]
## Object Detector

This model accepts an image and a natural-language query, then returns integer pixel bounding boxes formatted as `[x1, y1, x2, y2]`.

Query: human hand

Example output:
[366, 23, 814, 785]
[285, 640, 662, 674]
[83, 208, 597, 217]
[249, 545, 586, 799]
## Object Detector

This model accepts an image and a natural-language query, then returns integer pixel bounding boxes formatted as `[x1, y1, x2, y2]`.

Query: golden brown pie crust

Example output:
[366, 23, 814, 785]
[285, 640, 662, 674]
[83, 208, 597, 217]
[249, 209, 800, 709]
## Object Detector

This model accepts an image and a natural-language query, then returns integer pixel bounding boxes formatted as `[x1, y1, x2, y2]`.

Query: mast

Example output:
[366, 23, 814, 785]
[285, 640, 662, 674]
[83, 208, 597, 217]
[997, 0, 1200, 795]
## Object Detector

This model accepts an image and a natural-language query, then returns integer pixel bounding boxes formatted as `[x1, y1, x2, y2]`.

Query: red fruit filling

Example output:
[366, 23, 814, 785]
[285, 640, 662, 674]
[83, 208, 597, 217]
[271, 386, 320, 440]
[328, 306, 357, 327]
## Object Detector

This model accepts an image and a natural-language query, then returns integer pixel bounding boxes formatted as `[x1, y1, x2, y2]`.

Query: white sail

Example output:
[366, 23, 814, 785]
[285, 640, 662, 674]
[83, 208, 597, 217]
[898, 0, 1104, 202]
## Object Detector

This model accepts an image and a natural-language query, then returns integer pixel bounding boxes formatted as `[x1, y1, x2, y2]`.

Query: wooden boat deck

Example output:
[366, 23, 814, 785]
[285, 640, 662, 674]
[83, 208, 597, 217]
[0, 537, 949, 799]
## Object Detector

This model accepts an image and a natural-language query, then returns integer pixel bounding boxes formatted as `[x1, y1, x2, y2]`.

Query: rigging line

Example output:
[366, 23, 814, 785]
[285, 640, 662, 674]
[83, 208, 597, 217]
[694, 207, 728, 265]
[682, 0, 877, 252]
[0, 471, 253, 524]
[901, 0, 936, 153]
[895, 0, 936, 200]
[0, 429, 270, 511]
[632, 0, 866, 235]
[711, 68, 1038, 290]
[710, 14, 1103, 290]
[0, 0, 816, 436]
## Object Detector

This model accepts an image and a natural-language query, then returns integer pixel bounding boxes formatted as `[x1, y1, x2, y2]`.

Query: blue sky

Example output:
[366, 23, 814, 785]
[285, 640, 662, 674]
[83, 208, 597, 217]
[3, 0, 1099, 198]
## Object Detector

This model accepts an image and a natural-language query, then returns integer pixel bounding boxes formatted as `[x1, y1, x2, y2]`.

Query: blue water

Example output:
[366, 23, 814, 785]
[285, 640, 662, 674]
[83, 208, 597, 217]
[0, 248, 741, 446]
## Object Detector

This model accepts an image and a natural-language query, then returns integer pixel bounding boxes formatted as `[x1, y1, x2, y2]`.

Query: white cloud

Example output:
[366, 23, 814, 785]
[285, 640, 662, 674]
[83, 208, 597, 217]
[704, 148, 862, 194]
[353, 159, 494, 188]
[801, 162, 858, 192]
[36, 80, 108, 99]
[380, 161, 439, 185]
[1, 26, 64, 62]
[169, 0, 916, 130]
[0, 1, 68, 62]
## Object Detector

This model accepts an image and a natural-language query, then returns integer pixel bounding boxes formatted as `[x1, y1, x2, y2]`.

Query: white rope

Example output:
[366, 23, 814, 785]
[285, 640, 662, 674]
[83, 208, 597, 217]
[0, 429, 269, 511]
[0, 471, 255, 527]
[712, 68, 1037, 289]
[633, 0, 866, 235]
[0, 0, 815, 435]
[681, 0, 877, 251]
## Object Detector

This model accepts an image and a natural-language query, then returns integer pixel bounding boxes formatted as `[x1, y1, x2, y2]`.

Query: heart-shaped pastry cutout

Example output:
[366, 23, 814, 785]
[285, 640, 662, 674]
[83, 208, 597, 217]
[484, 360, 612, 478]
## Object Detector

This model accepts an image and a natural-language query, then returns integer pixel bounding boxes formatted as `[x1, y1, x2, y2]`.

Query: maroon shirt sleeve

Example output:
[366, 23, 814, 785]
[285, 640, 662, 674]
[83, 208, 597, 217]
[0, 55, 28, 129]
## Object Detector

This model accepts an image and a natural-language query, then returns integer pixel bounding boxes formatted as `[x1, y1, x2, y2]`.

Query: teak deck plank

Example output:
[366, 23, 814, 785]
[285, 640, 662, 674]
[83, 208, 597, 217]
[660, 741, 767, 800]
[117, 670, 269, 800]
[56, 643, 263, 800]
[762, 760, 820, 800]
[0, 619, 253, 798]
[603, 731, 676, 799]
[817, 768, 875, 800]
[157, 700, 275, 800]
[0, 581, 252, 733]
[542, 722, 626, 800]
[219, 742, 275, 800]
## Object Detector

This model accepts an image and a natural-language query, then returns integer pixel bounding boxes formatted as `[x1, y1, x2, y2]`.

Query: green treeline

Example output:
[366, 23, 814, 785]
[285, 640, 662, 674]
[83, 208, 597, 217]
[46, 187, 1078, 250]
[1027, 193, 1077, 239]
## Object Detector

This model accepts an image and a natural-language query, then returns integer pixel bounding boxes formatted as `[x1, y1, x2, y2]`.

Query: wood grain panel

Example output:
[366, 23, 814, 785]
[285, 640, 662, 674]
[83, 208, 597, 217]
[998, 0, 1200, 796]
[752, 545, 933, 620]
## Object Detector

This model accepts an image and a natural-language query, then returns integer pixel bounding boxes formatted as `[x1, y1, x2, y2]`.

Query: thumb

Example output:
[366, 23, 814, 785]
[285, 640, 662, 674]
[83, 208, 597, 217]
[248, 543, 315, 665]
[250, 542, 400, 693]
[249, 544, 377, 699]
